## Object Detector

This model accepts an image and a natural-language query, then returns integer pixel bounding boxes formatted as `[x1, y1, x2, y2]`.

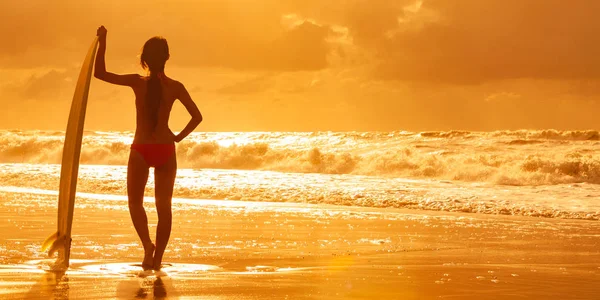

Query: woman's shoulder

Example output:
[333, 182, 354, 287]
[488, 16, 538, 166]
[142, 75, 183, 87]
[165, 76, 183, 85]
[165, 77, 185, 90]
[161, 77, 185, 97]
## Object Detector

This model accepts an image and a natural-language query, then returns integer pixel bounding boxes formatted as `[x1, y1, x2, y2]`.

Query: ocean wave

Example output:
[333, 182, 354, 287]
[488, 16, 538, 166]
[417, 129, 600, 141]
[2, 130, 600, 186]
[506, 139, 544, 145]
[419, 130, 474, 138]
[1, 166, 597, 221]
[491, 129, 600, 141]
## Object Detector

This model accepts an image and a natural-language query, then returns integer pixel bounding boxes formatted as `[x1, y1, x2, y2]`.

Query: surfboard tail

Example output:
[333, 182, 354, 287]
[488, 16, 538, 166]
[42, 232, 70, 270]
[48, 237, 66, 258]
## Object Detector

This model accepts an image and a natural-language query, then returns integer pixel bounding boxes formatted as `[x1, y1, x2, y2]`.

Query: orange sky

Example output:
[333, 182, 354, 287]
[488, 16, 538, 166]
[1, 0, 599, 131]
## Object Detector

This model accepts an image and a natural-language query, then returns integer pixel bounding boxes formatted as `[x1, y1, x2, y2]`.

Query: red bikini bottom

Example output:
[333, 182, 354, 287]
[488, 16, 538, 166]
[130, 143, 176, 167]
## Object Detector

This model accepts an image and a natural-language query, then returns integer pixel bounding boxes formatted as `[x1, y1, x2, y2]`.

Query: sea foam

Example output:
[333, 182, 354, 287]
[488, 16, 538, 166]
[1, 130, 600, 185]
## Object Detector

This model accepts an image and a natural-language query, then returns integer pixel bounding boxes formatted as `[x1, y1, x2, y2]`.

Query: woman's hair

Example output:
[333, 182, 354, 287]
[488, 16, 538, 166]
[140, 36, 169, 131]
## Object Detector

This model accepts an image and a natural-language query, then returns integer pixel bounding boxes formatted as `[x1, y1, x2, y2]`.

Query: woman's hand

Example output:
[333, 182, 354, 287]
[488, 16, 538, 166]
[97, 26, 107, 39]
[170, 130, 182, 143]
[174, 134, 183, 143]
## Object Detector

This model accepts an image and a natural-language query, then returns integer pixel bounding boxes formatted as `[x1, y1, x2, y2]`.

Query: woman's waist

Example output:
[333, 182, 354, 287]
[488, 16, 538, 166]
[132, 132, 175, 145]
[131, 141, 175, 145]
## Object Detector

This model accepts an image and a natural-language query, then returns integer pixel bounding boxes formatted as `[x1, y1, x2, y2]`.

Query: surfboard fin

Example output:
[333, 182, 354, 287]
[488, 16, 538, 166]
[42, 232, 67, 258]
[47, 237, 66, 258]
[42, 232, 58, 252]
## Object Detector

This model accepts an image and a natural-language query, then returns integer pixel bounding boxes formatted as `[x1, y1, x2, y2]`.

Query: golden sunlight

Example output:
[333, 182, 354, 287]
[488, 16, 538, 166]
[1, 1, 599, 299]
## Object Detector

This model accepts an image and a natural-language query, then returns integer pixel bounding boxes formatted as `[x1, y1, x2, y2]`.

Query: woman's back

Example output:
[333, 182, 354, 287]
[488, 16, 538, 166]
[132, 75, 181, 144]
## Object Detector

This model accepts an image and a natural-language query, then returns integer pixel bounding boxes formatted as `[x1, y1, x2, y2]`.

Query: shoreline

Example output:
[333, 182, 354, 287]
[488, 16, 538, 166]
[0, 184, 598, 222]
[1, 191, 599, 299]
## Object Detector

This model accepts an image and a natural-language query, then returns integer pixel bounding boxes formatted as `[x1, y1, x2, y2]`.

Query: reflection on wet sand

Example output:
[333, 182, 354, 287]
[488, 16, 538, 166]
[25, 271, 68, 300]
[119, 277, 169, 299]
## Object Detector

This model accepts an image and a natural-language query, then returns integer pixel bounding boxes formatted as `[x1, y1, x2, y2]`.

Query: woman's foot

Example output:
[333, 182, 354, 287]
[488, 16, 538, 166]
[152, 262, 162, 271]
[141, 243, 155, 270]
[152, 256, 163, 271]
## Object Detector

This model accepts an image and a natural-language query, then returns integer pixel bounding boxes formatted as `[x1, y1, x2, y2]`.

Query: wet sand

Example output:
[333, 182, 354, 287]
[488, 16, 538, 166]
[0, 190, 599, 299]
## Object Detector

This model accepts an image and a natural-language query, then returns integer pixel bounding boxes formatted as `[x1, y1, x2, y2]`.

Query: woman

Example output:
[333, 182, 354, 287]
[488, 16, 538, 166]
[94, 26, 202, 270]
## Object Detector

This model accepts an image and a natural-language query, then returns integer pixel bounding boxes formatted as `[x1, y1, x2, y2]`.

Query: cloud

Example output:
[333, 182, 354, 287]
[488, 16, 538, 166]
[215, 71, 326, 96]
[216, 75, 272, 95]
[4, 0, 600, 132]
[267, 21, 331, 71]
[183, 20, 331, 71]
[347, 0, 600, 83]
[0, 1, 334, 71]
[3, 0, 600, 83]
[2, 69, 74, 100]
[484, 92, 521, 103]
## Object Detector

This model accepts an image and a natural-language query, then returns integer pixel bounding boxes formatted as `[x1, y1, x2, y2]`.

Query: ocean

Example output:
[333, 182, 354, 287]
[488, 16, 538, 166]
[1, 129, 599, 220]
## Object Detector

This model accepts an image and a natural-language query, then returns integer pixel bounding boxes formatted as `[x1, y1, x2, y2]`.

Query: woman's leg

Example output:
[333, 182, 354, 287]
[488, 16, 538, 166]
[127, 150, 154, 269]
[153, 153, 177, 269]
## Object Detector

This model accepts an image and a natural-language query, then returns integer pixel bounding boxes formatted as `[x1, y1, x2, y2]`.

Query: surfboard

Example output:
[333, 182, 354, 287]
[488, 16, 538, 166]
[41, 37, 99, 270]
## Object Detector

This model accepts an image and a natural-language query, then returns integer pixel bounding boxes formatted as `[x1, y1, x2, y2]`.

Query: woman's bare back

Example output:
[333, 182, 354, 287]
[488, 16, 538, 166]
[131, 75, 182, 144]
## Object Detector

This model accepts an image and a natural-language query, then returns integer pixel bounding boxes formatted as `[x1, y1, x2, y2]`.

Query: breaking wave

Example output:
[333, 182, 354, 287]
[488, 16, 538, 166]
[2, 129, 600, 185]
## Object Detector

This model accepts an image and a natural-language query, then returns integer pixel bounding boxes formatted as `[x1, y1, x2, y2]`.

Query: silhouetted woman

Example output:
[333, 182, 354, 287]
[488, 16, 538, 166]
[94, 26, 202, 270]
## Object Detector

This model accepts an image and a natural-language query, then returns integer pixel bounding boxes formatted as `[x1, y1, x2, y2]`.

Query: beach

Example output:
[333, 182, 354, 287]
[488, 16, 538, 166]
[1, 189, 599, 299]
[4, 0, 600, 297]
[3, 0, 600, 297]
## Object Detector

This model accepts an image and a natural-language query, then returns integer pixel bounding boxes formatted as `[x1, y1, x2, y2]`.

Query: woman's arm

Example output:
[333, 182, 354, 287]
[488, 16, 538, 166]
[94, 26, 141, 86]
[174, 82, 202, 142]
